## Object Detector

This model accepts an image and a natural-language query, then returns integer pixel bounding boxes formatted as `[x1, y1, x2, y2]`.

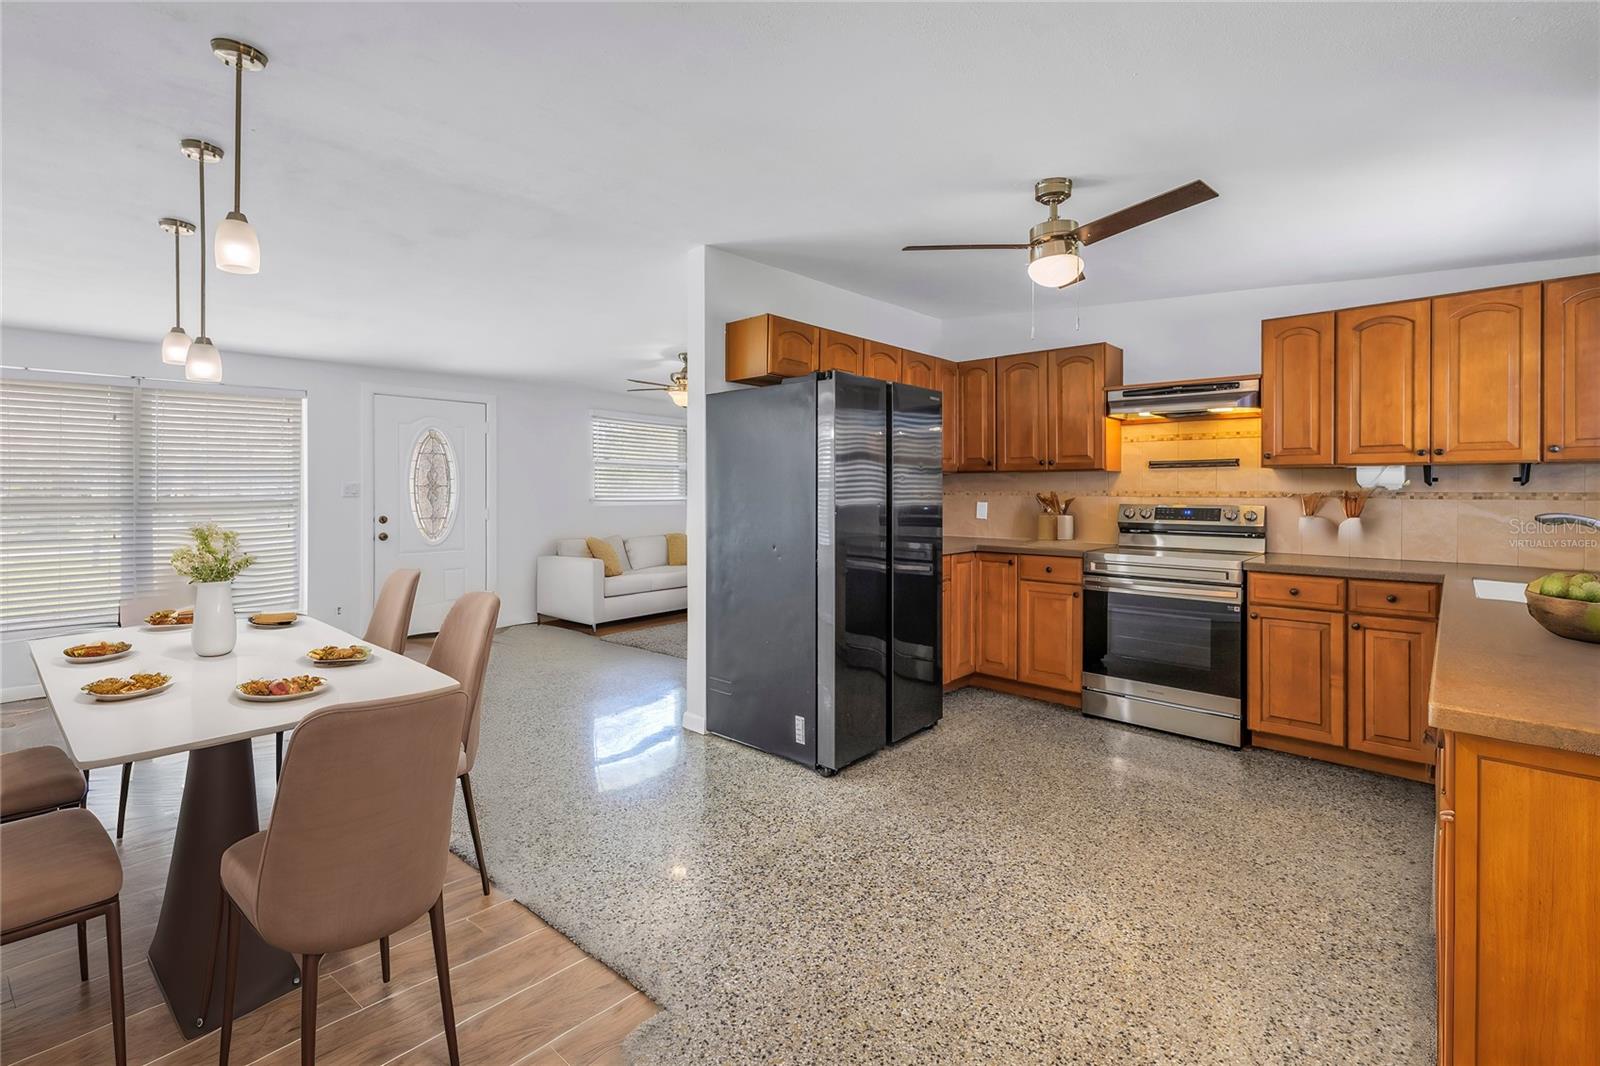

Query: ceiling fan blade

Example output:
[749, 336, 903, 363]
[902, 243, 1031, 251]
[626, 386, 668, 393]
[1069, 180, 1218, 246]
[626, 379, 670, 388]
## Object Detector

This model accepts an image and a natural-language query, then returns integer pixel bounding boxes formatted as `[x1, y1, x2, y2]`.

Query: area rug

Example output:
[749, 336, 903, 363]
[452, 624, 1435, 1065]
[597, 619, 686, 659]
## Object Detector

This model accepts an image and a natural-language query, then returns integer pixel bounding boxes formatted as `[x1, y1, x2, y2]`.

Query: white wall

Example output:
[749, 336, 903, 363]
[938, 254, 1600, 378]
[1, 326, 685, 697]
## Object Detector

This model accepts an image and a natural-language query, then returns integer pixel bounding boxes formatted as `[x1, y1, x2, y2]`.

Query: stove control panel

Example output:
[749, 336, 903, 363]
[1116, 503, 1265, 529]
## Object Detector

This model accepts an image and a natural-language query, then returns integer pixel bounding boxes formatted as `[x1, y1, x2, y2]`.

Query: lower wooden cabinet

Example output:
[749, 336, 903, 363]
[1247, 605, 1346, 746]
[944, 552, 1082, 698]
[1346, 613, 1434, 763]
[973, 553, 1017, 679]
[1017, 579, 1081, 691]
[942, 552, 976, 684]
[1437, 732, 1600, 1063]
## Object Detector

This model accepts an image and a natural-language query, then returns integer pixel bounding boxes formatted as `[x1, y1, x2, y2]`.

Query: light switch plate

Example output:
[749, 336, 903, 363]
[342, 482, 361, 498]
[976, 500, 988, 520]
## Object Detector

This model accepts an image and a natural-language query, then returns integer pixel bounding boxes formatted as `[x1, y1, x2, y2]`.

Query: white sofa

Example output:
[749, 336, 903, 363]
[536, 534, 687, 629]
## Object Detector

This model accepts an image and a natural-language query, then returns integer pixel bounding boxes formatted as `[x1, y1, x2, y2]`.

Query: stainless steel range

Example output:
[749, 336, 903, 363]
[1082, 503, 1265, 747]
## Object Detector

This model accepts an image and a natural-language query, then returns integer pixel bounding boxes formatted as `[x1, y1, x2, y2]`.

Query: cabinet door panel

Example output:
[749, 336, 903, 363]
[1048, 345, 1106, 469]
[1431, 284, 1541, 463]
[937, 358, 960, 472]
[956, 359, 996, 471]
[820, 330, 863, 375]
[901, 351, 938, 389]
[1336, 300, 1431, 464]
[1543, 273, 1600, 461]
[1346, 614, 1434, 764]
[943, 553, 976, 682]
[1247, 605, 1344, 745]
[974, 553, 1017, 678]
[770, 317, 820, 378]
[1017, 580, 1081, 691]
[864, 342, 902, 382]
[995, 352, 1050, 470]
[1261, 312, 1335, 465]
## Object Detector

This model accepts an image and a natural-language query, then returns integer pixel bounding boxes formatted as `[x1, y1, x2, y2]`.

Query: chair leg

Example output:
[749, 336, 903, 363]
[76, 921, 89, 981]
[429, 895, 460, 1066]
[460, 774, 489, 896]
[116, 762, 132, 841]
[276, 731, 284, 781]
[379, 935, 391, 982]
[300, 954, 322, 1066]
[105, 900, 127, 1066]
[219, 899, 241, 1066]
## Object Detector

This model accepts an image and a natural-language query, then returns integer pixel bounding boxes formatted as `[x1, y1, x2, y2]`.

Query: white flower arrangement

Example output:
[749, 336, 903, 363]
[170, 522, 255, 584]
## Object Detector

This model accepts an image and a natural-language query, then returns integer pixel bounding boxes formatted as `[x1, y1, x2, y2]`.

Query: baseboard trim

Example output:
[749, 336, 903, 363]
[681, 711, 707, 735]
[1250, 732, 1433, 783]
[948, 674, 1082, 710]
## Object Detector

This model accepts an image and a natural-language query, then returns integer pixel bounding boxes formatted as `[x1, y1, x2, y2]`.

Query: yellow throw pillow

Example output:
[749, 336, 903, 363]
[586, 536, 624, 577]
[666, 532, 687, 566]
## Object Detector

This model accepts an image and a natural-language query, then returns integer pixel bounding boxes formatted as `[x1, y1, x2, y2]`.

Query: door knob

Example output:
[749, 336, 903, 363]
[378, 515, 389, 524]
[377, 531, 389, 541]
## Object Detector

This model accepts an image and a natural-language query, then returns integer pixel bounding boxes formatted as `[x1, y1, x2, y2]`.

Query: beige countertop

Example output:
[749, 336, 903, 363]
[1248, 554, 1600, 756]
[943, 537, 1110, 558]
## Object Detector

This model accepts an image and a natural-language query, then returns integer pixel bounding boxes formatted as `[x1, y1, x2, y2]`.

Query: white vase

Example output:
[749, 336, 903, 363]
[191, 580, 237, 657]
[1055, 514, 1075, 541]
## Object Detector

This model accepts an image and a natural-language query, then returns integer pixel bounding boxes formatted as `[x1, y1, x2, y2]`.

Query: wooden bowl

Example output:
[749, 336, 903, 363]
[1525, 590, 1600, 644]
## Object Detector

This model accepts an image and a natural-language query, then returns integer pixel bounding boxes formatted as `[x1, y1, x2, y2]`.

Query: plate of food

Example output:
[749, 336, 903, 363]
[305, 644, 372, 667]
[247, 611, 300, 629]
[62, 641, 133, 664]
[236, 675, 328, 702]
[81, 673, 173, 701]
[143, 608, 194, 630]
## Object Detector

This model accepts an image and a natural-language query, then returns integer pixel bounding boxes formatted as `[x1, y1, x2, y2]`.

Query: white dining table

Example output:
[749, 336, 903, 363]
[27, 616, 461, 1040]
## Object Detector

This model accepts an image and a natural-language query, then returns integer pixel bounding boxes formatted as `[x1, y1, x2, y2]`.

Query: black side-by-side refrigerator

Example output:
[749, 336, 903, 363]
[707, 371, 942, 774]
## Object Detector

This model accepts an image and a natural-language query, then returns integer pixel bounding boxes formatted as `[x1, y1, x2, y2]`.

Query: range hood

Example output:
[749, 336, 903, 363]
[1106, 375, 1261, 420]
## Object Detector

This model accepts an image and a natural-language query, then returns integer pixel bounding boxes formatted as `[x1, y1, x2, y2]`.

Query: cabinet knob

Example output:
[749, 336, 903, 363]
[1262, 451, 1273, 460]
[1385, 594, 1398, 603]
[1047, 459, 1055, 466]
[1433, 448, 1444, 456]
[1072, 591, 1079, 598]
[1351, 622, 1362, 630]
[1038, 459, 1046, 466]
[1006, 559, 1014, 566]
[1288, 587, 1300, 596]
[1249, 611, 1258, 619]
[1549, 445, 1563, 453]
[1415, 449, 1426, 457]
[1044, 565, 1053, 573]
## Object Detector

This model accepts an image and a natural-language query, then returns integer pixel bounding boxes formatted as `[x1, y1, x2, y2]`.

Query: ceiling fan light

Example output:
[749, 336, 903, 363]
[668, 388, 689, 408]
[1027, 241, 1083, 288]
[184, 337, 223, 382]
[214, 212, 260, 274]
[161, 327, 191, 365]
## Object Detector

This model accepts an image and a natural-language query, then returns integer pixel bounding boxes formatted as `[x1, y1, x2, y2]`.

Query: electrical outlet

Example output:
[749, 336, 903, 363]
[976, 500, 989, 520]
[342, 482, 361, 498]
[335, 606, 343, 615]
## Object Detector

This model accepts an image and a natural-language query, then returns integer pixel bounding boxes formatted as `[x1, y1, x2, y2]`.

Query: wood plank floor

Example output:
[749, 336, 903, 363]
[0, 651, 658, 1065]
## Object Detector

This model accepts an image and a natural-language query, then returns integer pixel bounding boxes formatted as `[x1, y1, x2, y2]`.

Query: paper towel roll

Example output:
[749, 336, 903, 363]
[1353, 465, 1408, 491]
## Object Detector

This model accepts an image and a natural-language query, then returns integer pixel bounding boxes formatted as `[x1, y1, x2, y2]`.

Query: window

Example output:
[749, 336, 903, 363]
[408, 427, 457, 544]
[0, 374, 305, 639]
[591, 413, 687, 502]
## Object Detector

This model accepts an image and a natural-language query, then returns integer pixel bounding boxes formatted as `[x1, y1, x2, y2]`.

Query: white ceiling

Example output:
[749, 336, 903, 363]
[3, 3, 1596, 390]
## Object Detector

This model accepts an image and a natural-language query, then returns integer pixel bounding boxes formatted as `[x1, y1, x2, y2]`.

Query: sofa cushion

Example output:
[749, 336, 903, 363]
[556, 538, 590, 558]
[625, 535, 668, 570]
[666, 532, 687, 566]
[603, 564, 687, 597]
[586, 537, 625, 577]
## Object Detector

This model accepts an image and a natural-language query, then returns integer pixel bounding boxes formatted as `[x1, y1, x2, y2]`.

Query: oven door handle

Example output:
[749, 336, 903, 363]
[1082, 575, 1243, 604]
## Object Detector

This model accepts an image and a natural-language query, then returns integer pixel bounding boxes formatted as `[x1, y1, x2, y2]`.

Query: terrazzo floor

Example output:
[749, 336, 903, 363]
[596, 618, 688, 659]
[452, 624, 1437, 1065]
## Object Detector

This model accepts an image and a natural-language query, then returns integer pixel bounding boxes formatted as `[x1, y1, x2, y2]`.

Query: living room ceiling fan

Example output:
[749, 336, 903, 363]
[903, 178, 1218, 288]
[627, 352, 689, 407]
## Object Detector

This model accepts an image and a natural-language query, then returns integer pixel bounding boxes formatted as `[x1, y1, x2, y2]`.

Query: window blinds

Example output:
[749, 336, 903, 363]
[0, 375, 304, 638]
[591, 414, 687, 502]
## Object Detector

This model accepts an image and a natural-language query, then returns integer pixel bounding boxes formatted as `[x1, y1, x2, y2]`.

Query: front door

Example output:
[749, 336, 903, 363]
[372, 394, 488, 634]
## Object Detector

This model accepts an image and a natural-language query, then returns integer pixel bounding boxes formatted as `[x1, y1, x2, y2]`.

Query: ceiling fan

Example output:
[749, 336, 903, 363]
[903, 177, 1218, 288]
[627, 352, 689, 407]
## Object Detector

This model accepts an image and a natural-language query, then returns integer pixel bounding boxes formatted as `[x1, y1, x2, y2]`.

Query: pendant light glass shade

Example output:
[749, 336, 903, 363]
[161, 327, 192, 365]
[215, 211, 259, 274]
[1027, 240, 1084, 288]
[184, 338, 222, 381]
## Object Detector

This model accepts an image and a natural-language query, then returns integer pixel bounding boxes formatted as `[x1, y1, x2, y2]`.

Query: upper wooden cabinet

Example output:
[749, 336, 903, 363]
[1431, 283, 1541, 464]
[1260, 312, 1335, 466]
[955, 359, 997, 471]
[725, 315, 819, 384]
[995, 352, 1051, 470]
[937, 358, 960, 472]
[863, 342, 902, 382]
[819, 330, 863, 375]
[900, 351, 939, 389]
[1049, 343, 1122, 471]
[1543, 273, 1600, 461]
[1336, 300, 1431, 465]
[973, 553, 1017, 679]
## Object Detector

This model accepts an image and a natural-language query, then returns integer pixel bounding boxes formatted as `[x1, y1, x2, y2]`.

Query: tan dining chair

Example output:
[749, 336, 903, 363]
[214, 690, 468, 1066]
[1, 808, 127, 1065]
[366, 569, 422, 654]
[0, 745, 95, 978]
[424, 591, 501, 896]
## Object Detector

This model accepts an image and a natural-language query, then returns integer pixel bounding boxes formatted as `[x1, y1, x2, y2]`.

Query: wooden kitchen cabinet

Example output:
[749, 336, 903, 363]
[1345, 614, 1434, 764]
[819, 329, 863, 375]
[725, 314, 819, 384]
[973, 553, 1017, 679]
[1335, 299, 1431, 465]
[864, 342, 902, 382]
[1439, 733, 1600, 1064]
[956, 358, 997, 471]
[900, 351, 939, 389]
[1017, 579, 1081, 692]
[1246, 605, 1345, 747]
[1048, 343, 1122, 471]
[1260, 311, 1335, 466]
[1430, 283, 1541, 463]
[1542, 272, 1600, 461]
[942, 552, 976, 684]
[995, 352, 1051, 470]
[937, 358, 960, 472]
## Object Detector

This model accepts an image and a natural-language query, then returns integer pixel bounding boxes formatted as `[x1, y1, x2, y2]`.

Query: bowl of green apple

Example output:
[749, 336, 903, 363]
[1525, 572, 1600, 644]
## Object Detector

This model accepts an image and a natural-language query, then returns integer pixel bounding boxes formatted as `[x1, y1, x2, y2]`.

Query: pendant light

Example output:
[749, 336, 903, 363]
[181, 138, 224, 382]
[157, 217, 196, 365]
[210, 38, 267, 274]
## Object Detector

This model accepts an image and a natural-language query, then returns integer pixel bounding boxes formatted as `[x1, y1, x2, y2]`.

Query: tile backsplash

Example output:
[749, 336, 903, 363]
[944, 417, 1600, 569]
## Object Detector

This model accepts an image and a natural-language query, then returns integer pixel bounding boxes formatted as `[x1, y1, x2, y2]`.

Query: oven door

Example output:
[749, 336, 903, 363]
[1081, 575, 1243, 713]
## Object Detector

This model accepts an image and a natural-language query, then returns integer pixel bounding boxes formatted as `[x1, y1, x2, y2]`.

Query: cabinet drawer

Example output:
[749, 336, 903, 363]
[1249, 572, 1345, 610]
[1349, 579, 1438, 619]
[1018, 555, 1082, 584]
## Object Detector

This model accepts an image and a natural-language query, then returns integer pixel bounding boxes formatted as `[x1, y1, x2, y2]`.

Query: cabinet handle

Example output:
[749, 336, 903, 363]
[1044, 565, 1053, 573]
[1249, 611, 1258, 619]
[1288, 587, 1300, 596]
[1385, 594, 1398, 603]
[1549, 445, 1563, 453]
[1415, 449, 1426, 457]
[1038, 459, 1046, 466]
[1006, 559, 1014, 566]
[1072, 591, 1079, 598]
[1433, 448, 1444, 456]
[1047, 459, 1055, 466]
[1351, 622, 1362, 630]
[1262, 451, 1273, 460]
